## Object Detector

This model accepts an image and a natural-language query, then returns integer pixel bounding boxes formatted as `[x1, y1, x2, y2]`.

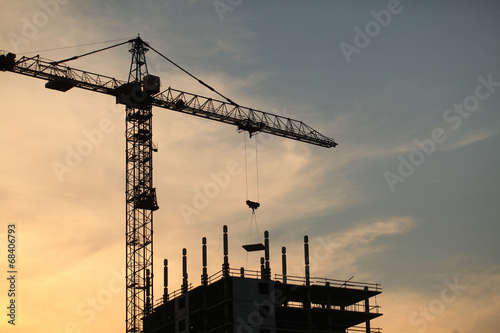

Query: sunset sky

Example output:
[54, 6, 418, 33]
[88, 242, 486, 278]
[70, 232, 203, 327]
[1, 1, 499, 333]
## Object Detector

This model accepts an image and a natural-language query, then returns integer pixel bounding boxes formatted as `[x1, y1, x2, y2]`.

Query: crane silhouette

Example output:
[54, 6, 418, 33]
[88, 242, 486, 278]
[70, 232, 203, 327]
[0, 36, 337, 333]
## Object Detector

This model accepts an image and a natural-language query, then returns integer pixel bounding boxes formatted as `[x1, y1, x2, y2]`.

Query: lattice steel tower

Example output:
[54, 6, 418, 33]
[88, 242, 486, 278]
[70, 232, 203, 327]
[125, 37, 158, 333]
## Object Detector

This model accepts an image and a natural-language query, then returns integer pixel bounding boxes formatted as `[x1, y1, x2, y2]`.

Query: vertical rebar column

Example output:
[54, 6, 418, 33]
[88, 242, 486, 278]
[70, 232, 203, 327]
[202, 237, 208, 286]
[304, 235, 310, 287]
[125, 36, 157, 333]
[182, 248, 188, 293]
[364, 286, 371, 333]
[281, 247, 287, 284]
[163, 259, 168, 303]
[260, 257, 265, 279]
[264, 231, 270, 280]
[282, 246, 288, 307]
[304, 235, 312, 329]
[222, 225, 229, 277]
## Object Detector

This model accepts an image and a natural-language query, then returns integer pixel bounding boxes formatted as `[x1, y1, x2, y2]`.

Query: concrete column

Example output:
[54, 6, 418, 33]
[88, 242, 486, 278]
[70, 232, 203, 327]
[364, 286, 371, 333]
[182, 248, 188, 293]
[202, 237, 208, 286]
[163, 259, 168, 302]
[223, 225, 229, 277]
[282, 246, 287, 284]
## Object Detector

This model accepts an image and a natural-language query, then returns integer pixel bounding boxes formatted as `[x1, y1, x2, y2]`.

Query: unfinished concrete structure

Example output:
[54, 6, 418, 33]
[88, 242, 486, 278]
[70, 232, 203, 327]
[143, 226, 381, 333]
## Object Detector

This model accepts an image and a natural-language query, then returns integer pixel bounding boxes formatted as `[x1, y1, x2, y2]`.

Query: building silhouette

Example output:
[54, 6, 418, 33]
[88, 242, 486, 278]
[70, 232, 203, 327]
[143, 226, 382, 333]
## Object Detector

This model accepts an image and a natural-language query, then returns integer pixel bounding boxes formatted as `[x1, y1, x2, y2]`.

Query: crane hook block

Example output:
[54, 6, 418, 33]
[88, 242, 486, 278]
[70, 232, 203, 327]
[246, 200, 260, 210]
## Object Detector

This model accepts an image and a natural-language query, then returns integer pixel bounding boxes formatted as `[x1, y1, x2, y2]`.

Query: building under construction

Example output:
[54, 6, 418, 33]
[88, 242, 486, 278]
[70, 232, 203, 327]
[143, 226, 382, 333]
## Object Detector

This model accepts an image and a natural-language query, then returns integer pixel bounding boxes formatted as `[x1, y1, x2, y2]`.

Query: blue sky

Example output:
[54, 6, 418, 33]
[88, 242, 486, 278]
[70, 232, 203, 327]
[1, 1, 499, 332]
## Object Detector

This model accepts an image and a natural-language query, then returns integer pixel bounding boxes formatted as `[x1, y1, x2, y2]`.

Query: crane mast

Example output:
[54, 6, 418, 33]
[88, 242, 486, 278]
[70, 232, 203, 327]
[0, 37, 337, 333]
[124, 38, 157, 332]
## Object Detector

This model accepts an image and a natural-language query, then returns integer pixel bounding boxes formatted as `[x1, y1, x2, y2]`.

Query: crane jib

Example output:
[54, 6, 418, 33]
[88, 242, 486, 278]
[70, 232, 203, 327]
[1, 50, 337, 148]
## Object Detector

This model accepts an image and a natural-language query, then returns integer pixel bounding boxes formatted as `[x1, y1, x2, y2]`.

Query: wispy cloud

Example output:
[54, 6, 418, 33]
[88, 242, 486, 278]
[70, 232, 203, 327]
[279, 217, 415, 278]
[439, 127, 498, 152]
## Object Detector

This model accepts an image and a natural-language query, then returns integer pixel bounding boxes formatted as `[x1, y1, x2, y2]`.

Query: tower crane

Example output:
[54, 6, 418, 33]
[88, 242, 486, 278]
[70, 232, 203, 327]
[0, 36, 337, 333]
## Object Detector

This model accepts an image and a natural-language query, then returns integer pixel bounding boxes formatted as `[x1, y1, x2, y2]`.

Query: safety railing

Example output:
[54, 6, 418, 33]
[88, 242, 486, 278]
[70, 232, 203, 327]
[153, 269, 381, 308]
[347, 325, 382, 333]
[274, 273, 381, 292]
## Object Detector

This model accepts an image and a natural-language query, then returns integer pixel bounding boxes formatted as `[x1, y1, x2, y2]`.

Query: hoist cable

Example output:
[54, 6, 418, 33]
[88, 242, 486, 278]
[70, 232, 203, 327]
[253, 211, 262, 244]
[244, 134, 249, 200]
[246, 210, 253, 245]
[255, 135, 260, 202]
[244, 134, 262, 202]
[245, 211, 263, 245]
[49, 39, 132, 65]
[17, 37, 134, 55]
[147, 44, 239, 106]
